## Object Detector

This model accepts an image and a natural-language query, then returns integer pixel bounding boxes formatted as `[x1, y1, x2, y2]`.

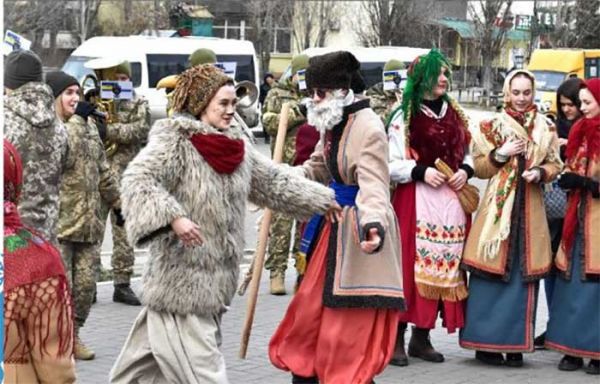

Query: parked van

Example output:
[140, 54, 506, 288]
[527, 48, 600, 120]
[279, 46, 430, 89]
[62, 35, 260, 124]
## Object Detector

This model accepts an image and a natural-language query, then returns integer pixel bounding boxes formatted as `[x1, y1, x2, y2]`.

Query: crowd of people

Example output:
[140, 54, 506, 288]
[3, 44, 599, 384]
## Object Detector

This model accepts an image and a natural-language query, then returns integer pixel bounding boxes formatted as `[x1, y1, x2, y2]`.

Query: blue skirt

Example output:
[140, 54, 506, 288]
[545, 232, 600, 359]
[459, 249, 538, 353]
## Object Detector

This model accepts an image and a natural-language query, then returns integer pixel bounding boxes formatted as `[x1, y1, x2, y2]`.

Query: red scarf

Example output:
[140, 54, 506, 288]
[189, 133, 245, 174]
[561, 115, 600, 254]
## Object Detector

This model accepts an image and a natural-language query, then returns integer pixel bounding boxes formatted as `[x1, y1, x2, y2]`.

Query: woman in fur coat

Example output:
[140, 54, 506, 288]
[109, 64, 337, 384]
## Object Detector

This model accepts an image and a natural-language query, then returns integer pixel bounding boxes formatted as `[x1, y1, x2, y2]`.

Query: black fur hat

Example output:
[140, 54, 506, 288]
[306, 51, 361, 90]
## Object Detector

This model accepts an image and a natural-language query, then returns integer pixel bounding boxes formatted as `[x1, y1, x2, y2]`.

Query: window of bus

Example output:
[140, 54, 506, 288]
[147, 54, 256, 87]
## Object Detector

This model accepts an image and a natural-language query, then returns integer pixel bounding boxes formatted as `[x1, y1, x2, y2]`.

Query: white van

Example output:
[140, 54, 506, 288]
[62, 35, 260, 124]
[281, 46, 430, 89]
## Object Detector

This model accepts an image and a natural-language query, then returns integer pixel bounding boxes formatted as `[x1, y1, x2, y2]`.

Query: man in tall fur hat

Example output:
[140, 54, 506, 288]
[269, 51, 404, 384]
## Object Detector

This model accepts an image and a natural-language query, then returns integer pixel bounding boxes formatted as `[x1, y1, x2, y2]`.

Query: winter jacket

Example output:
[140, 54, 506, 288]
[120, 113, 334, 316]
[262, 79, 306, 164]
[4, 82, 68, 244]
[57, 115, 121, 243]
[104, 95, 151, 177]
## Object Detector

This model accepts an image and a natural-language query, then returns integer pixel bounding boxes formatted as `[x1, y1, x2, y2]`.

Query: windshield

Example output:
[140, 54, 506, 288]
[531, 70, 566, 92]
[146, 54, 256, 88]
[62, 56, 142, 87]
[62, 56, 95, 83]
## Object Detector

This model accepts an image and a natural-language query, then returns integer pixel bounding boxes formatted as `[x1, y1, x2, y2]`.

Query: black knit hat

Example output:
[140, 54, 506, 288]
[45, 71, 80, 98]
[306, 51, 360, 90]
[4, 50, 43, 90]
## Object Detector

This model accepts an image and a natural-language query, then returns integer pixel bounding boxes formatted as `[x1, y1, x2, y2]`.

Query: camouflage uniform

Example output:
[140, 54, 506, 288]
[261, 79, 306, 275]
[4, 82, 68, 245]
[57, 114, 121, 330]
[98, 95, 151, 285]
[365, 82, 403, 126]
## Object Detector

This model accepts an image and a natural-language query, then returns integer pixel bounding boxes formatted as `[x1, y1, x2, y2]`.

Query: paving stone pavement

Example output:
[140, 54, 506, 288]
[76, 263, 596, 384]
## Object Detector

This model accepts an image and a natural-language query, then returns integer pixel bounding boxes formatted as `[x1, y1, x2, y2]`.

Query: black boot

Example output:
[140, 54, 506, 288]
[291, 374, 318, 383]
[475, 351, 504, 366]
[558, 355, 583, 371]
[505, 353, 523, 367]
[113, 283, 141, 306]
[534, 331, 546, 349]
[408, 326, 444, 363]
[389, 322, 408, 366]
[586, 359, 600, 375]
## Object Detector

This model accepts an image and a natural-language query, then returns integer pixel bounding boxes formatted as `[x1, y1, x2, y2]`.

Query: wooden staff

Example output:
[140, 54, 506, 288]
[239, 103, 290, 359]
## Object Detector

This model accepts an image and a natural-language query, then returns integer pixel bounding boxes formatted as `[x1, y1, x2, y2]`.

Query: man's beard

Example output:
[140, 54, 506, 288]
[305, 90, 346, 134]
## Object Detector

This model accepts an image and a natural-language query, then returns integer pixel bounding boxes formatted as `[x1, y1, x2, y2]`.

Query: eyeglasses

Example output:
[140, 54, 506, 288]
[310, 88, 330, 99]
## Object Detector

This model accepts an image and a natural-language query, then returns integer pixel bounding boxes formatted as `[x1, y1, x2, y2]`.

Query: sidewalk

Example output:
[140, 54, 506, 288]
[77, 264, 591, 384]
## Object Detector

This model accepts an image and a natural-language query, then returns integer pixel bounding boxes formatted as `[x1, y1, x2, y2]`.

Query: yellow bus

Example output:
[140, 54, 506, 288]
[527, 49, 600, 120]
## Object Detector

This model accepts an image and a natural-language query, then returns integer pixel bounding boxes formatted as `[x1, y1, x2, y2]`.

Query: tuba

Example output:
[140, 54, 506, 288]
[83, 58, 126, 157]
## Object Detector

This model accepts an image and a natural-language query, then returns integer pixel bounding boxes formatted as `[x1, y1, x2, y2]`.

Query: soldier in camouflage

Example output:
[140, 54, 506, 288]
[261, 54, 310, 295]
[4, 50, 68, 246]
[47, 71, 123, 360]
[95, 60, 151, 306]
[365, 58, 405, 126]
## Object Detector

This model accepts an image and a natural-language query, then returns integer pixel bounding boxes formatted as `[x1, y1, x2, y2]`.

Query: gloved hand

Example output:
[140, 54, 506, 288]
[558, 172, 600, 197]
[94, 116, 108, 142]
[113, 208, 125, 227]
[74, 101, 96, 119]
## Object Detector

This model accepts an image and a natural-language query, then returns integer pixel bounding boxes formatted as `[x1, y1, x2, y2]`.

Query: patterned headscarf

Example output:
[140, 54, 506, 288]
[171, 64, 233, 117]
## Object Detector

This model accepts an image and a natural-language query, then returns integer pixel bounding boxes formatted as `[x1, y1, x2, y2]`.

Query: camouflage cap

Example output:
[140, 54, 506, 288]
[383, 59, 404, 72]
[291, 54, 310, 75]
[188, 48, 217, 67]
[115, 61, 131, 78]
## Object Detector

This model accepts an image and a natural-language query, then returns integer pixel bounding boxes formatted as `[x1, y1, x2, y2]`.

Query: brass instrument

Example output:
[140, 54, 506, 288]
[83, 58, 126, 157]
[234, 81, 259, 143]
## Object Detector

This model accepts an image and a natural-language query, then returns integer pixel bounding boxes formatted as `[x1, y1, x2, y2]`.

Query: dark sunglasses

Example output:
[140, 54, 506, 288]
[310, 88, 330, 99]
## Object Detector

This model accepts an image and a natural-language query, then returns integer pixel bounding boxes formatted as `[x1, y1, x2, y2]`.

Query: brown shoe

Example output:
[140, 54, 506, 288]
[408, 326, 444, 363]
[270, 271, 286, 295]
[75, 336, 95, 360]
[389, 322, 408, 366]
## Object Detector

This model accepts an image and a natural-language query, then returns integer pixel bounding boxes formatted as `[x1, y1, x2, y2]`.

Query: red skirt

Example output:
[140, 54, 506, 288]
[269, 222, 400, 384]
[392, 182, 465, 332]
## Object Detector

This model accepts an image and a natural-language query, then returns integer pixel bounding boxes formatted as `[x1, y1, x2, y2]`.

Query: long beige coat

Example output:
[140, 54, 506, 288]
[301, 100, 404, 307]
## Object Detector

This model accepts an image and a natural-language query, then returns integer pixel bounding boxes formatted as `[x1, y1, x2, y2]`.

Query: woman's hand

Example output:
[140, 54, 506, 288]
[325, 201, 343, 222]
[171, 217, 204, 247]
[424, 168, 447, 188]
[558, 138, 568, 147]
[522, 168, 541, 183]
[360, 228, 381, 253]
[448, 169, 468, 191]
[497, 138, 527, 157]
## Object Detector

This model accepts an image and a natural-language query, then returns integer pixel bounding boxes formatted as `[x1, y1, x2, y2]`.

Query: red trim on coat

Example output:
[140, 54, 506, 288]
[545, 341, 600, 360]
[460, 283, 535, 352]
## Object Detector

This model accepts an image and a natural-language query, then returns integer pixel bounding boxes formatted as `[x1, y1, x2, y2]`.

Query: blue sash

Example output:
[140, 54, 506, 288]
[299, 182, 359, 255]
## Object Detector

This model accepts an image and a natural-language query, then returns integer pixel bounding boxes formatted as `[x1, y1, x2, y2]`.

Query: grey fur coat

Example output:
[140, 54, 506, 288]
[121, 114, 334, 316]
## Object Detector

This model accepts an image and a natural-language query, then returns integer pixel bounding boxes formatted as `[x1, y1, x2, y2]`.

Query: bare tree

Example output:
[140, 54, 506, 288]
[78, 0, 102, 43]
[355, 0, 437, 48]
[469, 0, 514, 96]
[571, 0, 600, 48]
[292, 0, 338, 51]
[245, 0, 293, 74]
[4, 0, 68, 51]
